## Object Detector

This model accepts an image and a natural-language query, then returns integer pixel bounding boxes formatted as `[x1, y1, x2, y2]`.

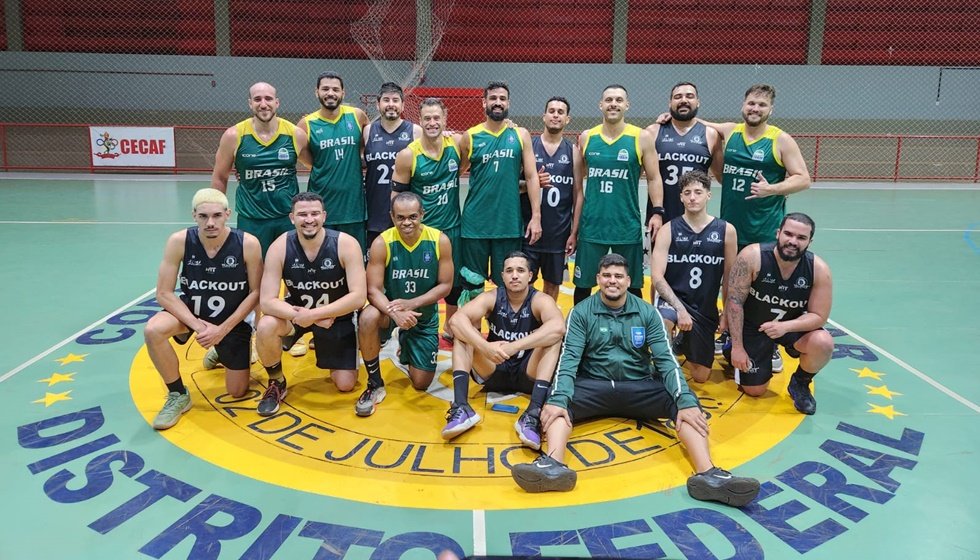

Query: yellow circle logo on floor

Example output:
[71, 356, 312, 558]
[130, 332, 803, 510]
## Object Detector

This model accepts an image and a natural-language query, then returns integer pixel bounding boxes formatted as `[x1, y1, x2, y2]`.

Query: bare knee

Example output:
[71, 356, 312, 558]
[740, 384, 768, 397]
[333, 371, 357, 392]
[225, 372, 250, 398]
[358, 305, 382, 330]
[689, 365, 711, 384]
[255, 315, 282, 339]
[807, 330, 835, 359]
[144, 313, 178, 343]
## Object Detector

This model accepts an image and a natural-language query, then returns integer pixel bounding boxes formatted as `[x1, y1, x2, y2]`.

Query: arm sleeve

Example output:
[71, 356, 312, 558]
[391, 180, 411, 193]
[546, 307, 586, 410]
[647, 309, 700, 410]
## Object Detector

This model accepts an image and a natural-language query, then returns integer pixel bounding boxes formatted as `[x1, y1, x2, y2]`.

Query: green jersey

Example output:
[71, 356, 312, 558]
[304, 106, 365, 225]
[580, 124, 644, 244]
[721, 124, 788, 246]
[408, 136, 461, 231]
[382, 225, 443, 321]
[461, 124, 524, 239]
[232, 118, 300, 220]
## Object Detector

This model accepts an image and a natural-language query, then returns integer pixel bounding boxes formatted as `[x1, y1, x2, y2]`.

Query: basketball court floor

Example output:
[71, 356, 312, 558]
[1, 173, 978, 559]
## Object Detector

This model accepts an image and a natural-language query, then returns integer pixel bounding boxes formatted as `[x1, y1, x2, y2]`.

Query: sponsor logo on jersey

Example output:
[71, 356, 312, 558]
[222, 256, 239, 268]
[321, 258, 335, 270]
[386, 139, 395, 146]
[708, 231, 722, 243]
[761, 273, 776, 283]
[448, 160, 458, 172]
[186, 255, 201, 266]
[795, 277, 809, 289]
[205, 266, 216, 274]
[692, 135, 702, 144]
[617, 149, 629, 162]
[752, 149, 765, 162]
[399, 132, 410, 141]
[291, 258, 304, 270]
[559, 154, 570, 164]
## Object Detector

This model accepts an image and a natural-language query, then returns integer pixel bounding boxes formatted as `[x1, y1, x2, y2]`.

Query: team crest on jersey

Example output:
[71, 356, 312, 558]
[762, 273, 776, 284]
[617, 149, 629, 162]
[277, 148, 289, 161]
[708, 231, 721, 243]
[507, 136, 515, 145]
[422, 251, 433, 264]
[692, 136, 702, 144]
[752, 149, 765, 162]
[448, 160, 458, 172]
[795, 277, 809, 289]
[347, 122, 353, 131]
[559, 154, 570, 164]
[399, 132, 410, 141]
[321, 258, 335, 270]
[630, 327, 645, 348]
[222, 256, 238, 268]
[291, 258, 304, 270]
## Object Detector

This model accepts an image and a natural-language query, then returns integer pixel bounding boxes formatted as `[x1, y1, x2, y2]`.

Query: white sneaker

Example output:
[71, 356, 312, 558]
[772, 347, 784, 373]
[288, 338, 308, 357]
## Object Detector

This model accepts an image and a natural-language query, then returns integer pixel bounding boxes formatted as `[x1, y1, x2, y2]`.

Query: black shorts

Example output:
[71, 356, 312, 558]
[655, 300, 718, 369]
[523, 247, 566, 286]
[568, 377, 679, 423]
[283, 315, 357, 370]
[474, 351, 534, 394]
[724, 328, 816, 386]
[174, 321, 251, 371]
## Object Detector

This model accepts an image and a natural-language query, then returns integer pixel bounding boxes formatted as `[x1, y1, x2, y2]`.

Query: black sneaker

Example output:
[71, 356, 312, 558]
[257, 379, 287, 417]
[787, 374, 816, 415]
[714, 332, 730, 355]
[511, 455, 577, 493]
[687, 467, 760, 507]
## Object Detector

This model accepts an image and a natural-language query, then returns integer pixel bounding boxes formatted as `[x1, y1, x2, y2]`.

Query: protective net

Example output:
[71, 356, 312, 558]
[0, 0, 978, 179]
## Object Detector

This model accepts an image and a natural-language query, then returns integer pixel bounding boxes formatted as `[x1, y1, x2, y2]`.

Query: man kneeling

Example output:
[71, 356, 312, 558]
[510, 254, 760, 507]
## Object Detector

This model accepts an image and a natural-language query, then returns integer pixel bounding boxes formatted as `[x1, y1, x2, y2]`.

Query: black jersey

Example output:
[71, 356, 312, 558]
[179, 227, 249, 324]
[650, 122, 713, 222]
[663, 217, 728, 322]
[486, 286, 541, 368]
[521, 136, 575, 253]
[744, 242, 814, 327]
[365, 120, 415, 233]
[281, 229, 353, 321]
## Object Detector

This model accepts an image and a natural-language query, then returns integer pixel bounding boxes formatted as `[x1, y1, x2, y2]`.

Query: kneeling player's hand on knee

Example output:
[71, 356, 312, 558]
[540, 404, 571, 432]
[675, 406, 708, 437]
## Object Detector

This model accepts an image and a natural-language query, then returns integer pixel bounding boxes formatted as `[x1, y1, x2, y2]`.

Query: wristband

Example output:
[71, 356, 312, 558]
[650, 206, 665, 217]
[391, 180, 410, 193]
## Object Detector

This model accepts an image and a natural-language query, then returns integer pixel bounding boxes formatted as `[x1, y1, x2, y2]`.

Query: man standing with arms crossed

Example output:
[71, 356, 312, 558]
[458, 81, 542, 292]
[364, 82, 422, 249]
[356, 192, 453, 416]
[573, 84, 664, 305]
[253, 192, 367, 416]
[522, 96, 583, 301]
[650, 171, 737, 383]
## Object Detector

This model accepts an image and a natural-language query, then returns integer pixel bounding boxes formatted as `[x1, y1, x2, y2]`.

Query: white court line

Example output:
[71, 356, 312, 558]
[472, 509, 487, 556]
[825, 228, 966, 232]
[829, 318, 980, 413]
[0, 220, 187, 225]
[0, 288, 156, 384]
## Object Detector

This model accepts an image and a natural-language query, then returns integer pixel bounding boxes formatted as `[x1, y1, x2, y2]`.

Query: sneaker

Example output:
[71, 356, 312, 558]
[288, 338, 308, 357]
[257, 379, 287, 417]
[152, 391, 191, 430]
[355, 385, 387, 417]
[514, 412, 541, 450]
[308, 338, 315, 350]
[687, 466, 760, 507]
[441, 403, 480, 439]
[787, 374, 816, 415]
[714, 332, 730, 355]
[511, 455, 577, 493]
[772, 347, 784, 373]
[670, 331, 685, 356]
[202, 347, 221, 369]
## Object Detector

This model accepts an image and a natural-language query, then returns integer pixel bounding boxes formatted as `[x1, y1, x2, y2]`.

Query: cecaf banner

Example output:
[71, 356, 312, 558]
[90, 127, 176, 167]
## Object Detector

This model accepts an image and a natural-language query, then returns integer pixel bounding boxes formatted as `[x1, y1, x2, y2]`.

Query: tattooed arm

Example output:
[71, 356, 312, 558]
[650, 222, 693, 331]
[726, 244, 759, 371]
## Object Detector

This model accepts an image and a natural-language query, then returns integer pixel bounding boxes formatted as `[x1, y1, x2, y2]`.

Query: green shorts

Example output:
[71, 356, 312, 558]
[386, 313, 439, 372]
[460, 237, 522, 287]
[328, 221, 367, 255]
[572, 240, 644, 289]
[236, 215, 292, 256]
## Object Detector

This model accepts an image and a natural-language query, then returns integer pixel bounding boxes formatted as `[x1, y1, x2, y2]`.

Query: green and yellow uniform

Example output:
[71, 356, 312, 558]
[232, 118, 300, 253]
[303, 106, 366, 248]
[408, 136, 462, 281]
[574, 124, 645, 289]
[381, 224, 443, 372]
[460, 124, 524, 286]
[721, 124, 788, 248]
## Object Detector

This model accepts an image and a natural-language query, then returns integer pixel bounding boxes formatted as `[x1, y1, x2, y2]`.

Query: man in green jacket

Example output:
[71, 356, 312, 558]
[510, 253, 760, 507]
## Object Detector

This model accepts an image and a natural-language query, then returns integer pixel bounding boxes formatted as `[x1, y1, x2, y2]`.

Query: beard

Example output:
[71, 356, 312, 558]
[320, 97, 341, 111]
[669, 104, 698, 121]
[776, 242, 804, 261]
[486, 105, 508, 121]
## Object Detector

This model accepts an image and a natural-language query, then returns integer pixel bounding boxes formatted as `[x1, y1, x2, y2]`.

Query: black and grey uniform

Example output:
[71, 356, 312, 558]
[656, 217, 728, 368]
[177, 227, 252, 370]
[521, 136, 575, 285]
[725, 242, 815, 385]
[281, 229, 357, 370]
[477, 286, 542, 393]
[650, 122, 713, 224]
[364, 121, 415, 245]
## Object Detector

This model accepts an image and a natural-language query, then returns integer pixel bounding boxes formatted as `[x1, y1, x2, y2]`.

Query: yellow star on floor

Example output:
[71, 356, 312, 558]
[38, 372, 76, 386]
[867, 402, 906, 420]
[54, 353, 88, 366]
[865, 384, 902, 400]
[33, 391, 73, 407]
[851, 366, 885, 380]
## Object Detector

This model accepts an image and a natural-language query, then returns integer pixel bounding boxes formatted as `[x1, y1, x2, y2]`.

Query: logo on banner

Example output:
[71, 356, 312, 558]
[89, 127, 176, 167]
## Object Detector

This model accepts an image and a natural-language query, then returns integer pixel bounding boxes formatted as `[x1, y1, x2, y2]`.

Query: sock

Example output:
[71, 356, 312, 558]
[452, 369, 470, 407]
[165, 378, 186, 395]
[265, 362, 285, 384]
[527, 380, 551, 417]
[365, 357, 383, 388]
[792, 366, 816, 384]
[573, 287, 591, 305]
[627, 287, 643, 298]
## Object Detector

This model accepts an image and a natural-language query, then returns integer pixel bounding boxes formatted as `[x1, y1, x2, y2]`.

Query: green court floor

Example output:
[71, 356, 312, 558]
[1, 173, 978, 559]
